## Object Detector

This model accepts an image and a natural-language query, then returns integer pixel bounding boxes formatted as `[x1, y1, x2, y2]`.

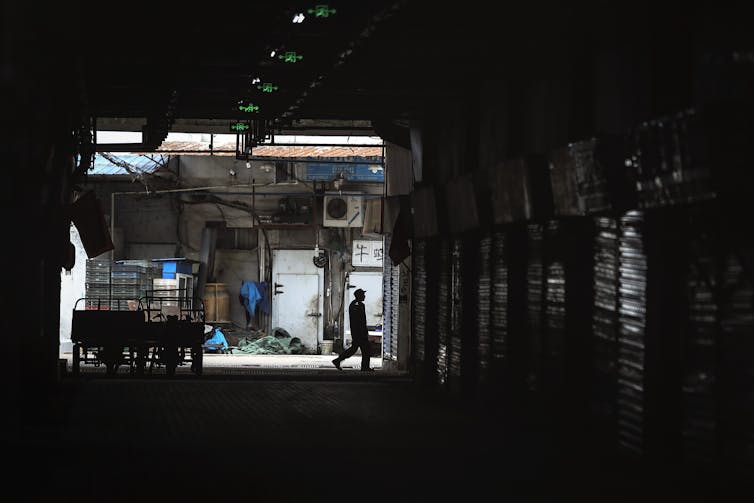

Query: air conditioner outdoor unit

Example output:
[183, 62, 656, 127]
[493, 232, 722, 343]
[323, 193, 364, 227]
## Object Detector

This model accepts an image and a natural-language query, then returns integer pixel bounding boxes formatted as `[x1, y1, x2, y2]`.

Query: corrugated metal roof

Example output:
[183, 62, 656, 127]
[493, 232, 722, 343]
[90, 154, 166, 175]
[155, 141, 382, 158]
[253, 145, 382, 158]
[157, 141, 225, 152]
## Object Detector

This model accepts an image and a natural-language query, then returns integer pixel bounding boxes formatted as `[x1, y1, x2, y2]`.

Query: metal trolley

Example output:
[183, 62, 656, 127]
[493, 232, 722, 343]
[71, 290, 205, 376]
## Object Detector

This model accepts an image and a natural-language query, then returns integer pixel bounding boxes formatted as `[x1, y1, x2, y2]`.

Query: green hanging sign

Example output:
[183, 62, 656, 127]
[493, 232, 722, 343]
[278, 51, 303, 63]
[230, 122, 250, 132]
[257, 83, 279, 93]
[238, 103, 260, 113]
[307, 5, 337, 18]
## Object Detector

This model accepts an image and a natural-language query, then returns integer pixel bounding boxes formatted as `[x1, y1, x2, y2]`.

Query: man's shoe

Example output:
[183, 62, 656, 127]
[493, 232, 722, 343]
[361, 367, 375, 372]
[332, 358, 342, 370]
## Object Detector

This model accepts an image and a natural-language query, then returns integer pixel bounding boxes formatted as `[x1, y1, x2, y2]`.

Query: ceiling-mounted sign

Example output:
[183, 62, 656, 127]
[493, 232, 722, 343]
[230, 122, 250, 132]
[308, 5, 337, 18]
[352, 239, 383, 268]
[238, 103, 260, 113]
[279, 51, 304, 63]
[257, 83, 279, 93]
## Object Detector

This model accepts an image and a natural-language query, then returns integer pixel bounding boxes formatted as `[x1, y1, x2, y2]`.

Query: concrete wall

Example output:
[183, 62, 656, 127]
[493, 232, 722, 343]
[115, 193, 178, 259]
[58, 224, 88, 353]
[213, 249, 259, 328]
[90, 179, 179, 260]
[76, 155, 386, 336]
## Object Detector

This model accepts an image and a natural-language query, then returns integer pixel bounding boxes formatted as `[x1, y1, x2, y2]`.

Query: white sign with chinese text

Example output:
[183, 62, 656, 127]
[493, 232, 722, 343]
[352, 239, 384, 267]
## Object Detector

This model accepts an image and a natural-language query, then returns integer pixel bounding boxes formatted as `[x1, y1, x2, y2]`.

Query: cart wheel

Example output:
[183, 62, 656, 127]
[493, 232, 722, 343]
[103, 344, 119, 376]
[162, 345, 178, 377]
[190, 344, 203, 376]
[135, 346, 146, 376]
[72, 343, 81, 376]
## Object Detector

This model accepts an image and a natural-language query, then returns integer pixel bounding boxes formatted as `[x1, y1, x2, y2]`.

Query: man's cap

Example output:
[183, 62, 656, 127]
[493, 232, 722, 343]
[354, 288, 366, 296]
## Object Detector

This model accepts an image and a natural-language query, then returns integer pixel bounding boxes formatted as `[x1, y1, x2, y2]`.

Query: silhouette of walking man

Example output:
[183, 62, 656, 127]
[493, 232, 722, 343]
[332, 288, 373, 371]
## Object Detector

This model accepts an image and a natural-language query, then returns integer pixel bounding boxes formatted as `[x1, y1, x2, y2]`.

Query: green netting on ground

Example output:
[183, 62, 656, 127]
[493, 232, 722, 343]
[230, 327, 306, 355]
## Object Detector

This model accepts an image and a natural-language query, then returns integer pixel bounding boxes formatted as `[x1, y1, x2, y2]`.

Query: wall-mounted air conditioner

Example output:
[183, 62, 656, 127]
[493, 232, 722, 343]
[323, 193, 364, 227]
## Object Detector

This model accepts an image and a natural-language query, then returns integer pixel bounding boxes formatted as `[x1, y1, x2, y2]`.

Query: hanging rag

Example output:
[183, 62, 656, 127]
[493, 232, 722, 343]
[255, 281, 271, 315]
[240, 280, 262, 317]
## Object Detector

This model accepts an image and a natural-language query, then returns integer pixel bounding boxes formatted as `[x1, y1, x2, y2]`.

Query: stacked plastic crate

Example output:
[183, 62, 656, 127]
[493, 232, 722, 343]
[111, 261, 160, 311]
[85, 259, 111, 309]
[477, 233, 493, 387]
[591, 217, 620, 437]
[617, 210, 647, 455]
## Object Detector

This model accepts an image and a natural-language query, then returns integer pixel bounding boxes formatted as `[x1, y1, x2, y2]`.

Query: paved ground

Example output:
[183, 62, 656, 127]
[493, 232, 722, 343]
[5, 357, 747, 502]
[60, 351, 391, 376]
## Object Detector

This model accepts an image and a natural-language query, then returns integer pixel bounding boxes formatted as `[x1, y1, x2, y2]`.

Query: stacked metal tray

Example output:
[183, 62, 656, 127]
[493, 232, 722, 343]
[412, 240, 427, 363]
[436, 239, 450, 386]
[449, 239, 463, 382]
[680, 214, 719, 468]
[617, 210, 648, 455]
[627, 109, 715, 210]
[477, 234, 493, 385]
[526, 223, 545, 393]
[720, 251, 754, 475]
[570, 139, 613, 215]
[544, 220, 566, 393]
[490, 231, 509, 370]
[591, 217, 620, 429]
[381, 235, 400, 361]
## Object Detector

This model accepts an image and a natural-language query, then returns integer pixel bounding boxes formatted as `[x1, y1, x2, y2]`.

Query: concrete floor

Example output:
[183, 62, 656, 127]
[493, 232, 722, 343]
[7, 357, 745, 502]
[60, 351, 389, 376]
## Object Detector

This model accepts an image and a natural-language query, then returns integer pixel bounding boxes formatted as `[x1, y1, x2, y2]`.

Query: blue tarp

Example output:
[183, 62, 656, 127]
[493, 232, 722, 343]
[240, 281, 270, 316]
[204, 327, 228, 351]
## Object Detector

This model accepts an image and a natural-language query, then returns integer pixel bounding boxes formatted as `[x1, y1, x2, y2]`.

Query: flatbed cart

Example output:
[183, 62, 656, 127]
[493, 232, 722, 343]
[71, 292, 205, 376]
[140, 288, 205, 376]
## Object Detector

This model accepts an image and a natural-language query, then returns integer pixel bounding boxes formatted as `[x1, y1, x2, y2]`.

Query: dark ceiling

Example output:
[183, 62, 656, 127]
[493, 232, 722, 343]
[83, 1, 413, 127]
[80, 1, 589, 131]
[10, 1, 749, 144]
